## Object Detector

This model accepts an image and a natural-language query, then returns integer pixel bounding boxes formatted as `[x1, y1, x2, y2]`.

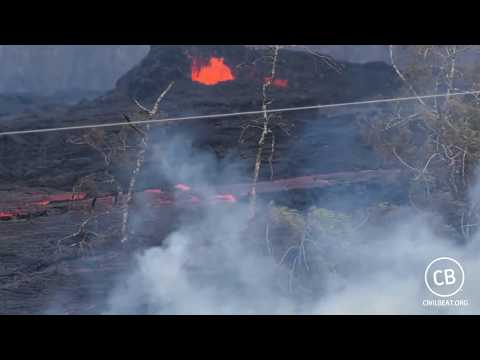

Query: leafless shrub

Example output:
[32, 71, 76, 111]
[64, 82, 174, 247]
[361, 45, 480, 240]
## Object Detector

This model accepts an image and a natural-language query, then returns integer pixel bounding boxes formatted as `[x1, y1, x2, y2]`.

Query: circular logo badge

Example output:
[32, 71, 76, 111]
[424, 257, 464, 298]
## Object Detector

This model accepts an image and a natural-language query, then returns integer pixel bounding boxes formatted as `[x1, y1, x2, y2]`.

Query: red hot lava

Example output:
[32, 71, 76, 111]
[0, 211, 16, 220]
[144, 189, 163, 194]
[213, 194, 237, 203]
[174, 184, 191, 192]
[144, 186, 237, 207]
[264, 76, 288, 88]
[0, 186, 239, 221]
[191, 57, 235, 85]
[33, 192, 87, 206]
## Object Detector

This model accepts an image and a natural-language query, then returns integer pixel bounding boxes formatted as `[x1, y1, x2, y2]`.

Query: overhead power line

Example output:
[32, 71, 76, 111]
[1, 90, 479, 137]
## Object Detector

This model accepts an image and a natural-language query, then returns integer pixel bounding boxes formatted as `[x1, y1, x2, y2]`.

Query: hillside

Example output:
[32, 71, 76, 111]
[0, 45, 402, 190]
[0, 45, 430, 315]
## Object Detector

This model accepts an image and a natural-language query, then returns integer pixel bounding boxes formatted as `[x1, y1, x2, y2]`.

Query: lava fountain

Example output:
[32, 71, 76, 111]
[191, 57, 235, 85]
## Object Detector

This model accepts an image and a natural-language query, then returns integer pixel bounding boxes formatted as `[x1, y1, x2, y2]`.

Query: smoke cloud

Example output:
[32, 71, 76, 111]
[101, 130, 480, 315]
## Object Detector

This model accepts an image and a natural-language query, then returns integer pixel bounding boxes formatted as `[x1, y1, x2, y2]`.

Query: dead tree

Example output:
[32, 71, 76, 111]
[62, 127, 133, 253]
[67, 128, 126, 207]
[65, 82, 174, 246]
[365, 45, 480, 240]
[244, 45, 341, 218]
[120, 82, 174, 243]
[246, 45, 281, 218]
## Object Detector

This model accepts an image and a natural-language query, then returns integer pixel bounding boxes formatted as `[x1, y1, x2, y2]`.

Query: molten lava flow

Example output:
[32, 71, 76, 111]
[33, 192, 87, 206]
[175, 184, 191, 192]
[213, 194, 237, 203]
[264, 76, 288, 88]
[0, 211, 16, 220]
[189, 196, 201, 204]
[143, 189, 175, 206]
[191, 57, 235, 85]
[144, 189, 163, 194]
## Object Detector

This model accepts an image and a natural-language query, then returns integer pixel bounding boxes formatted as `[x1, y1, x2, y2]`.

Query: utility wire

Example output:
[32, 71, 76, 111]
[1, 90, 480, 137]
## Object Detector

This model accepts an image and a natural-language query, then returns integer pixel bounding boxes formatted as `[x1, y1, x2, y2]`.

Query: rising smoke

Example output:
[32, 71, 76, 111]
[103, 131, 480, 315]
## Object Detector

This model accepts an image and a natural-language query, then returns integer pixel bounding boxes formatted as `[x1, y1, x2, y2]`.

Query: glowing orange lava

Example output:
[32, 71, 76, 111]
[189, 196, 201, 203]
[0, 211, 15, 219]
[141, 190, 175, 206]
[144, 189, 163, 194]
[33, 192, 87, 206]
[264, 76, 288, 88]
[213, 194, 237, 203]
[175, 184, 191, 192]
[0, 186, 240, 220]
[191, 57, 235, 85]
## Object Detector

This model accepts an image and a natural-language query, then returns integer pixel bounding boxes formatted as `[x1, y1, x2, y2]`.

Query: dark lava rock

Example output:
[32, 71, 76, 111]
[0, 45, 403, 190]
